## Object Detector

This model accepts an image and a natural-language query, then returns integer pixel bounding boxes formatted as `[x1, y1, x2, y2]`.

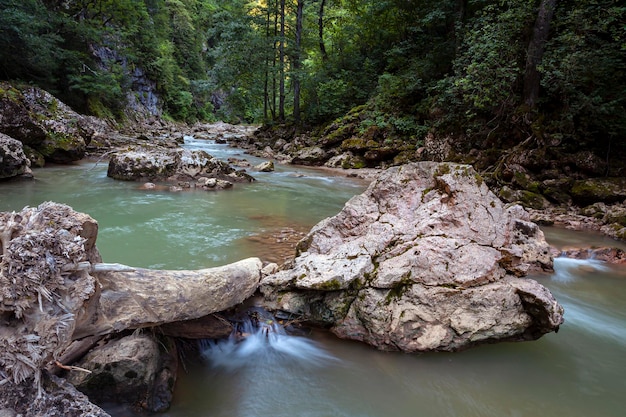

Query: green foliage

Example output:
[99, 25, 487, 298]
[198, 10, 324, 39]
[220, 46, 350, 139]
[539, 1, 626, 151]
[1, 0, 624, 156]
[0, 0, 63, 85]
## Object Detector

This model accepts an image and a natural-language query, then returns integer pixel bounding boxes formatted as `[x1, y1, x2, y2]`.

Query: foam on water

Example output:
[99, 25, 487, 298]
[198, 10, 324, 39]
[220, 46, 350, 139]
[200, 319, 338, 371]
[552, 256, 610, 282]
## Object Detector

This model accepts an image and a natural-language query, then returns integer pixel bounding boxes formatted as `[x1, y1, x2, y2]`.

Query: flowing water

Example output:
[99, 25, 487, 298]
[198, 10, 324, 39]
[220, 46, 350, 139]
[1, 139, 625, 417]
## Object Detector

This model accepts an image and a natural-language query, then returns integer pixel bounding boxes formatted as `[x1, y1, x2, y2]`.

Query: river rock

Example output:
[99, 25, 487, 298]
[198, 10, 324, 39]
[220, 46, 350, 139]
[291, 146, 328, 165]
[107, 145, 255, 185]
[0, 133, 32, 180]
[66, 334, 161, 407]
[255, 160, 275, 172]
[0, 82, 103, 164]
[570, 177, 626, 205]
[261, 162, 564, 352]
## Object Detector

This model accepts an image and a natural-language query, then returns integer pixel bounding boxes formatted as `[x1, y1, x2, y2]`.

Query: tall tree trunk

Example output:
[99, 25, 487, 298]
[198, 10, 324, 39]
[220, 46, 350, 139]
[278, 0, 286, 122]
[271, 0, 278, 120]
[318, 0, 327, 60]
[263, 1, 271, 121]
[523, 0, 557, 108]
[293, 0, 304, 123]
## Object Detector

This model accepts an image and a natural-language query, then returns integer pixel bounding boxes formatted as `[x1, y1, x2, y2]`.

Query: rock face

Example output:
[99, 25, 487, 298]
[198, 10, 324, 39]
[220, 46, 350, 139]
[0, 82, 105, 164]
[261, 162, 564, 352]
[107, 145, 255, 186]
[0, 133, 32, 180]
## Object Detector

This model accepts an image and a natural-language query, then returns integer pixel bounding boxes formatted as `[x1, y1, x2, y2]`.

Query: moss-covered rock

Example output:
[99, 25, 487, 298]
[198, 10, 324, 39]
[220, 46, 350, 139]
[0, 82, 103, 164]
[570, 177, 626, 205]
[540, 178, 573, 205]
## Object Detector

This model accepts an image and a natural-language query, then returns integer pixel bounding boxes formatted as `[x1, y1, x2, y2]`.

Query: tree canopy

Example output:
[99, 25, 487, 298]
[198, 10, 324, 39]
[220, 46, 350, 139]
[0, 0, 624, 155]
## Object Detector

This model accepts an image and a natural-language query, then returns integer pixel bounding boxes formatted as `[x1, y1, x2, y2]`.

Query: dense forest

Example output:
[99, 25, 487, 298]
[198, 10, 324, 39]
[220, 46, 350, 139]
[1, 0, 625, 162]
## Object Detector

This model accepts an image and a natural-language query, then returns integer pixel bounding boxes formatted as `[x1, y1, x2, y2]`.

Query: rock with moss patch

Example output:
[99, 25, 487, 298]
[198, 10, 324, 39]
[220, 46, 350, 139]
[0, 82, 105, 164]
[570, 178, 626, 205]
[261, 162, 563, 352]
[0, 133, 32, 180]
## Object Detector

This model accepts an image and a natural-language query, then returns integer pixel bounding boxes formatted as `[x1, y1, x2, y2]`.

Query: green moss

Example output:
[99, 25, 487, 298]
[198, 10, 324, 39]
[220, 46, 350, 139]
[314, 278, 343, 291]
[570, 178, 626, 205]
[421, 187, 433, 202]
[0, 83, 23, 103]
[384, 274, 413, 304]
[340, 137, 369, 151]
[434, 163, 451, 178]
[518, 190, 546, 209]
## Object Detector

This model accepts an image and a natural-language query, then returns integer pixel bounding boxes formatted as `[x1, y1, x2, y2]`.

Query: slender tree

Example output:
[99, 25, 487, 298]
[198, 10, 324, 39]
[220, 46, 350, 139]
[318, 0, 327, 60]
[293, 0, 304, 122]
[523, 0, 558, 108]
[278, 0, 286, 121]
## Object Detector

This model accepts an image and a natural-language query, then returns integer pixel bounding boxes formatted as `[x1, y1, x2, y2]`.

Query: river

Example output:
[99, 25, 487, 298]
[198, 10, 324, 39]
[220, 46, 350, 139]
[1, 138, 625, 417]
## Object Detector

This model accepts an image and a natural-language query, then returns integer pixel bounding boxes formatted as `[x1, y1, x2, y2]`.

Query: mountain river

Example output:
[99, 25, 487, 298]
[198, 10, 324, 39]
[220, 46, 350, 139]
[1, 138, 625, 417]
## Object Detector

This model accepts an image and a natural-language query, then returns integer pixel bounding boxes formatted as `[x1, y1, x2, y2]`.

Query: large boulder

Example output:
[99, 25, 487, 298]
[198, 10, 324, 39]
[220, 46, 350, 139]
[107, 145, 255, 185]
[261, 162, 564, 352]
[0, 83, 103, 164]
[0, 133, 32, 180]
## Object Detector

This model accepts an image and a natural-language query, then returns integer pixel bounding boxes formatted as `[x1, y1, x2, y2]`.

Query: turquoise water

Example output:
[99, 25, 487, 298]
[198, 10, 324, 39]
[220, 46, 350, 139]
[0, 139, 366, 269]
[1, 140, 625, 417]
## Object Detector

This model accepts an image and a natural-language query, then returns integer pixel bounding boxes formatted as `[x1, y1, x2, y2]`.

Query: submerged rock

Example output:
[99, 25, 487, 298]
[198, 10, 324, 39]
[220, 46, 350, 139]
[261, 162, 564, 352]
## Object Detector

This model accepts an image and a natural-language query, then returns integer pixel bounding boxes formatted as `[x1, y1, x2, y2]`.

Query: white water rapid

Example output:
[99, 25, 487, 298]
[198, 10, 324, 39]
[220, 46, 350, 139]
[200, 316, 338, 371]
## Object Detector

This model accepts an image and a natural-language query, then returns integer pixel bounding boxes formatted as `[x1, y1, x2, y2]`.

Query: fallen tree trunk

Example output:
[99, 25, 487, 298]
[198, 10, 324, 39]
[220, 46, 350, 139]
[74, 257, 263, 339]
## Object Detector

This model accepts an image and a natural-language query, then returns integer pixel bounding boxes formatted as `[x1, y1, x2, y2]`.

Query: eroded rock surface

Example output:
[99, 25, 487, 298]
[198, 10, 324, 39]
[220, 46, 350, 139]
[0, 133, 32, 180]
[261, 162, 564, 352]
[77, 257, 263, 338]
[107, 145, 254, 187]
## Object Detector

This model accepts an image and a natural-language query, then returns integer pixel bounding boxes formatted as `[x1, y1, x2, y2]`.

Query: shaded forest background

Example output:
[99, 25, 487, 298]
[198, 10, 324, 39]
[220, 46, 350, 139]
[1, 0, 625, 163]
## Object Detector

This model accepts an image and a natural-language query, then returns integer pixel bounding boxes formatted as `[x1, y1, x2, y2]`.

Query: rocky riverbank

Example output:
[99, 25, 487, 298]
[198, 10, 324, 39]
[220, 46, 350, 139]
[222, 123, 626, 242]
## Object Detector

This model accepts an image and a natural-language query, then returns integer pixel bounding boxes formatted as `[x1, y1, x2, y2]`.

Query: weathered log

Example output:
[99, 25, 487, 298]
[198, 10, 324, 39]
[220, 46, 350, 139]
[74, 257, 263, 338]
